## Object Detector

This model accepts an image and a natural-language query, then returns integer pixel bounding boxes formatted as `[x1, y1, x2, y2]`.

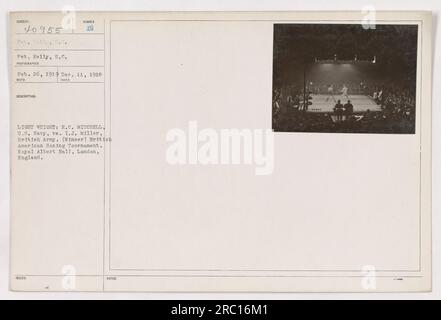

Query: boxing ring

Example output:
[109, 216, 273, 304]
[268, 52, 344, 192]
[306, 94, 381, 113]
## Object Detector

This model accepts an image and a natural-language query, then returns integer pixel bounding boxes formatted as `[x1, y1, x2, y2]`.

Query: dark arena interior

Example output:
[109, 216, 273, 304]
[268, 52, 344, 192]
[272, 24, 418, 134]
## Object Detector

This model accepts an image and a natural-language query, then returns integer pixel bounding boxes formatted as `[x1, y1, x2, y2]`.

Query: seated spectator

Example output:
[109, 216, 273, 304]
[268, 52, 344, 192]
[344, 100, 354, 117]
[334, 100, 344, 121]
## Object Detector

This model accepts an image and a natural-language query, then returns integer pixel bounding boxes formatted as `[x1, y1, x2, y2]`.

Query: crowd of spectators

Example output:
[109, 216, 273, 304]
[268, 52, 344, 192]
[272, 81, 416, 133]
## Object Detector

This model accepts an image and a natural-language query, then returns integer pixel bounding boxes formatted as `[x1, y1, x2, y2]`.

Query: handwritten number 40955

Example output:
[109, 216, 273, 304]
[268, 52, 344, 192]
[24, 25, 62, 34]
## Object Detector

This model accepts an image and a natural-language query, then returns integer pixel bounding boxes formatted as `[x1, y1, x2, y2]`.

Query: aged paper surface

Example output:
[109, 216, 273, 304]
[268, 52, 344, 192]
[9, 11, 432, 292]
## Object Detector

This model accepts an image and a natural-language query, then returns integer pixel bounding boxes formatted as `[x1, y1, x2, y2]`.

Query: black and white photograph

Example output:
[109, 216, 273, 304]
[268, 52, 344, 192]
[272, 24, 419, 134]
[0, 3, 438, 302]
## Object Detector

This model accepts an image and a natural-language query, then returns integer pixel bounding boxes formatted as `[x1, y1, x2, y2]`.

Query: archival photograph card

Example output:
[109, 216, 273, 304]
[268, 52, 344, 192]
[9, 11, 432, 292]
